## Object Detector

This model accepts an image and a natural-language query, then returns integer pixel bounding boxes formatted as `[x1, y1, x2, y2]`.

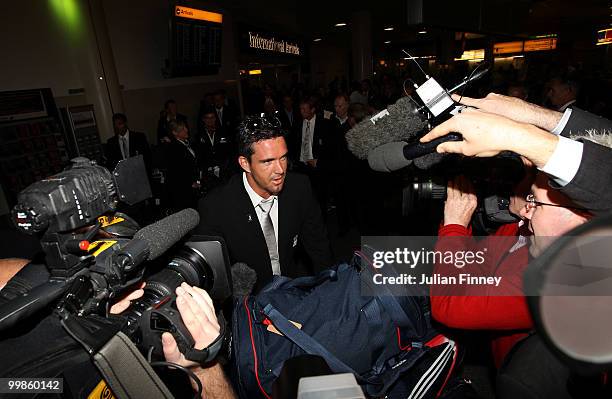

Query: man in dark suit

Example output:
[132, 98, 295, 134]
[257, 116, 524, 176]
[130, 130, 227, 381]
[213, 90, 239, 135]
[196, 108, 236, 192]
[166, 120, 201, 212]
[278, 95, 298, 133]
[289, 98, 333, 212]
[196, 116, 333, 292]
[105, 113, 152, 173]
[157, 99, 188, 144]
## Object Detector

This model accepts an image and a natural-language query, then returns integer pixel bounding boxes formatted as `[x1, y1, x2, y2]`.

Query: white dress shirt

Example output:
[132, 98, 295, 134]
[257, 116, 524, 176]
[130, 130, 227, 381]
[540, 108, 583, 186]
[300, 115, 316, 162]
[243, 172, 280, 254]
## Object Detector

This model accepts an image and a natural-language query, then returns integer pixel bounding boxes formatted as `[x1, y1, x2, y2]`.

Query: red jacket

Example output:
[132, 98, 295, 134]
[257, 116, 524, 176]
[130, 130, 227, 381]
[431, 222, 533, 368]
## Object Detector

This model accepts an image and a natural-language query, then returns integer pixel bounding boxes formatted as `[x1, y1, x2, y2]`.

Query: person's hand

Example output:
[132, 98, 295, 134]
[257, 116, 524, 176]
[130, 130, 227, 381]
[109, 283, 145, 314]
[444, 176, 477, 227]
[421, 108, 529, 157]
[421, 108, 559, 168]
[161, 136, 171, 144]
[451, 93, 562, 131]
[192, 181, 201, 189]
[307, 159, 318, 168]
[162, 283, 220, 368]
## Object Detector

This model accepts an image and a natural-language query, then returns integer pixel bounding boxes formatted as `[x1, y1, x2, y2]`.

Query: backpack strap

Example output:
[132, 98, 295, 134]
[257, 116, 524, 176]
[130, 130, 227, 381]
[262, 304, 372, 382]
[260, 269, 337, 293]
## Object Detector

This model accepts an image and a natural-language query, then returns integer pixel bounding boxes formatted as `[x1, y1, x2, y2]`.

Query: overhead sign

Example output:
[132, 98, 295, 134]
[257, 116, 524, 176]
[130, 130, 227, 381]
[493, 37, 557, 55]
[597, 29, 612, 46]
[175, 6, 222, 23]
[247, 31, 301, 56]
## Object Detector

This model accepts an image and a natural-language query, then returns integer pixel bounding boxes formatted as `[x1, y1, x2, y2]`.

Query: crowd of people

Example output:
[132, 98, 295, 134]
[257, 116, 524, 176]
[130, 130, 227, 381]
[2, 63, 611, 398]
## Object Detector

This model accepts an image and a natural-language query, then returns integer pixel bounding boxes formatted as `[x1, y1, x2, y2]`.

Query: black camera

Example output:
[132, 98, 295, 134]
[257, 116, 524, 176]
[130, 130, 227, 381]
[401, 153, 525, 229]
[0, 156, 232, 396]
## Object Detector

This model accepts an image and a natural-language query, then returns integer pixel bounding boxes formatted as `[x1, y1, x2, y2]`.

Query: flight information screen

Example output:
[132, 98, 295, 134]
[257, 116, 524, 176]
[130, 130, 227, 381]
[169, 4, 222, 77]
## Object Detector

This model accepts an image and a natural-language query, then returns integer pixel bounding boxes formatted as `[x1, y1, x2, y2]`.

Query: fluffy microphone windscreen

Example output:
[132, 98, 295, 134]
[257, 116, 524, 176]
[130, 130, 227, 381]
[231, 262, 257, 297]
[345, 97, 427, 159]
[134, 208, 200, 260]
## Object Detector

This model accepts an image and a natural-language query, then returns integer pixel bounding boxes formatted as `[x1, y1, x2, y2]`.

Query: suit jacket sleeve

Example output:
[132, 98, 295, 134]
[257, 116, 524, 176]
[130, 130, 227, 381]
[299, 177, 333, 272]
[560, 108, 612, 137]
[553, 139, 612, 214]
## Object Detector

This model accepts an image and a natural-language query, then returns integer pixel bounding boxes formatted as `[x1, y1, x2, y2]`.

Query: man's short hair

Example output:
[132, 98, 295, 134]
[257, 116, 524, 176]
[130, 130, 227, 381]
[237, 116, 284, 161]
[167, 119, 187, 135]
[348, 103, 367, 124]
[164, 99, 176, 109]
[299, 97, 316, 110]
[112, 113, 127, 123]
[335, 93, 350, 103]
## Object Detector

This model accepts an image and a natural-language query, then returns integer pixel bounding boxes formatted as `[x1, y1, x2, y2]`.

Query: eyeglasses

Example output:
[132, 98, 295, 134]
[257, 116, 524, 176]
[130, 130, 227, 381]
[525, 194, 588, 212]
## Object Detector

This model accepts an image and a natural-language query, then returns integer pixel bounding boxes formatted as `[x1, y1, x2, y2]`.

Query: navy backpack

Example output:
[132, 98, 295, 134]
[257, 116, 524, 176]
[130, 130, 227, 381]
[230, 249, 459, 398]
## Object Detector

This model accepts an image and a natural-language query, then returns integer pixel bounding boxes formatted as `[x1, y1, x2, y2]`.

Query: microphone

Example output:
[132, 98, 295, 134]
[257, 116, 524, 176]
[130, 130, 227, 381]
[367, 134, 462, 172]
[231, 262, 257, 297]
[134, 208, 200, 261]
[345, 97, 428, 160]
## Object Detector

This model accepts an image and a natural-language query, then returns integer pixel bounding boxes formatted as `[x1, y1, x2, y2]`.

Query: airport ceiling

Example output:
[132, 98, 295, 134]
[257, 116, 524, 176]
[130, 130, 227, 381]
[226, 0, 609, 44]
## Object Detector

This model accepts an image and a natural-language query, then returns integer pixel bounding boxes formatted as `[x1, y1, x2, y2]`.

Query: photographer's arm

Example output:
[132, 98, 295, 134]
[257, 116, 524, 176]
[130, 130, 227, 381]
[162, 283, 236, 399]
[451, 93, 563, 132]
[421, 108, 560, 167]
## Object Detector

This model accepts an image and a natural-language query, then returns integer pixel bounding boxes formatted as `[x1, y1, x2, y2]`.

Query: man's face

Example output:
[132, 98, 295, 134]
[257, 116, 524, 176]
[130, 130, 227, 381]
[546, 80, 574, 108]
[282, 96, 293, 111]
[166, 102, 177, 115]
[113, 119, 128, 136]
[299, 103, 315, 120]
[522, 174, 589, 256]
[334, 97, 349, 119]
[240, 137, 288, 198]
[203, 113, 216, 130]
[173, 125, 189, 141]
[213, 94, 225, 109]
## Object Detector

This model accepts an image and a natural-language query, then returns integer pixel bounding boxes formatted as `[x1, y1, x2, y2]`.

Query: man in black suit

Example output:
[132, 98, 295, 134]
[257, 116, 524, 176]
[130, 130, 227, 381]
[196, 116, 333, 292]
[166, 120, 201, 212]
[157, 99, 188, 144]
[105, 113, 152, 173]
[278, 95, 298, 132]
[196, 108, 236, 192]
[213, 90, 239, 135]
[289, 98, 333, 212]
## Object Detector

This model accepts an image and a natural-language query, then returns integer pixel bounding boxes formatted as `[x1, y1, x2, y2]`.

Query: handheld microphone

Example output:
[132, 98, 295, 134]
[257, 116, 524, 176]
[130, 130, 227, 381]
[231, 262, 257, 297]
[345, 97, 428, 160]
[367, 134, 462, 172]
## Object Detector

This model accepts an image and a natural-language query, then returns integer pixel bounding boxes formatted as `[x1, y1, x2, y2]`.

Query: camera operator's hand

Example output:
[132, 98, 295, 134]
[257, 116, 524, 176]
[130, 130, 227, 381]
[162, 283, 220, 368]
[109, 283, 145, 314]
[444, 176, 477, 227]
[451, 93, 563, 132]
[420, 108, 559, 168]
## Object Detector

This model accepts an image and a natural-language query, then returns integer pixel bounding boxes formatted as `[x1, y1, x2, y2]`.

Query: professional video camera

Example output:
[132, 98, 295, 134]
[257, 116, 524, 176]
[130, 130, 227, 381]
[0, 156, 232, 398]
[346, 59, 522, 227]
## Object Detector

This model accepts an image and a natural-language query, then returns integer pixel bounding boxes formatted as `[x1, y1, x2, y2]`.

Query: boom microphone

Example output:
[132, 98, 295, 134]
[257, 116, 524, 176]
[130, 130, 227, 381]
[367, 134, 462, 172]
[134, 208, 200, 261]
[345, 97, 428, 160]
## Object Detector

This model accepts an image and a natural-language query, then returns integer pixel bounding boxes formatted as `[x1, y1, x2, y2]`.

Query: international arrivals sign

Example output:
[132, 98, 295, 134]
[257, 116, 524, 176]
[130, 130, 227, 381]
[248, 31, 301, 56]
